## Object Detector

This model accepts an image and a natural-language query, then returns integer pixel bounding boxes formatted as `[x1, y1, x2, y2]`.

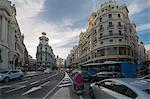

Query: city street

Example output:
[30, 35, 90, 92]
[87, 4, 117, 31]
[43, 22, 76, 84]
[0, 71, 93, 99]
[0, 71, 65, 99]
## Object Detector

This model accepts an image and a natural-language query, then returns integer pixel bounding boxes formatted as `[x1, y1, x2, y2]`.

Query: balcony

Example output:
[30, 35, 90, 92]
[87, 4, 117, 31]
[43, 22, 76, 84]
[117, 25, 123, 29]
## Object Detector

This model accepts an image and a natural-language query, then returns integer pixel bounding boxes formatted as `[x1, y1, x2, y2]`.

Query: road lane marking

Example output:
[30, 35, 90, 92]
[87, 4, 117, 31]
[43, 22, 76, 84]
[30, 80, 40, 85]
[22, 86, 42, 96]
[5, 85, 26, 93]
[58, 83, 72, 88]
[42, 73, 65, 99]
[39, 81, 50, 87]
[13, 81, 28, 85]
[0, 85, 11, 89]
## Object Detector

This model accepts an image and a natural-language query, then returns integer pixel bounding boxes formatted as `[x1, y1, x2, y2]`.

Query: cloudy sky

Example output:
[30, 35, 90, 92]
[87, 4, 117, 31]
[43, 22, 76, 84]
[10, 0, 150, 59]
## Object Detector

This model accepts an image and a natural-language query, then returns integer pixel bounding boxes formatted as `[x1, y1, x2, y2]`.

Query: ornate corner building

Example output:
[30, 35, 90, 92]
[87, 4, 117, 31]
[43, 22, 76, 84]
[66, 0, 139, 67]
[0, 0, 28, 71]
[36, 32, 56, 69]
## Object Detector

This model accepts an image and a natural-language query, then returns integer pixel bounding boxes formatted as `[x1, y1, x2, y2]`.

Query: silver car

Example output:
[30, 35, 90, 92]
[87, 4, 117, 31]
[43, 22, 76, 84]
[0, 70, 24, 83]
[89, 78, 150, 99]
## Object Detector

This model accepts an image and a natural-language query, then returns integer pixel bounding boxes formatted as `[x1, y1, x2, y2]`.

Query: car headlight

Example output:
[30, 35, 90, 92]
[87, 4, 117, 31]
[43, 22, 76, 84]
[0, 75, 3, 78]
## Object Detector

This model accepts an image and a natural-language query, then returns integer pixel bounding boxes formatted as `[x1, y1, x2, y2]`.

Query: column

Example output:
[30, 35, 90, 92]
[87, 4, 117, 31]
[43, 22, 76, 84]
[5, 19, 8, 42]
[2, 16, 6, 42]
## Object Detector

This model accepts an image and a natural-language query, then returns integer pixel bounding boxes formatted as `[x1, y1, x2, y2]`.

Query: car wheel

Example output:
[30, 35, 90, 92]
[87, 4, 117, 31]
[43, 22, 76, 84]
[4, 77, 9, 83]
[19, 75, 23, 80]
[89, 87, 95, 98]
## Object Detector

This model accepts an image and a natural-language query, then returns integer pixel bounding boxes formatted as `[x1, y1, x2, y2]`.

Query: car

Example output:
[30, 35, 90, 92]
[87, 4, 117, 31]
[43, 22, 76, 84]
[138, 74, 150, 81]
[91, 72, 123, 82]
[0, 70, 24, 83]
[44, 68, 51, 74]
[82, 71, 92, 82]
[89, 78, 150, 99]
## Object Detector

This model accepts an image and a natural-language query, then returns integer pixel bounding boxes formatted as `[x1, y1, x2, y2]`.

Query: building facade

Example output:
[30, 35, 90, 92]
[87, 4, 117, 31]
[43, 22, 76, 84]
[56, 56, 64, 69]
[66, 0, 139, 67]
[36, 32, 56, 70]
[138, 42, 146, 66]
[0, 0, 28, 71]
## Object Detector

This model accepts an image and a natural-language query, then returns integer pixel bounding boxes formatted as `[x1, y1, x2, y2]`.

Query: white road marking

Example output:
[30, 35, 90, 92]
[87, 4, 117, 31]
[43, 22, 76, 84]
[58, 83, 72, 88]
[14, 81, 28, 85]
[0, 85, 11, 89]
[22, 86, 42, 96]
[79, 95, 84, 99]
[5, 85, 26, 93]
[42, 76, 65, 99]
[30, 80, 40, 85]
[61, 80, 71, 84]
[39, 81, 50, 87]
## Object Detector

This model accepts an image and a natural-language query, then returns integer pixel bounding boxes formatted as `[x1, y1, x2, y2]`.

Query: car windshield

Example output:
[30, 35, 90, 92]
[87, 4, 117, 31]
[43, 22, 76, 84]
[144, 89, 150, 94]
[0, 71, 9, 74]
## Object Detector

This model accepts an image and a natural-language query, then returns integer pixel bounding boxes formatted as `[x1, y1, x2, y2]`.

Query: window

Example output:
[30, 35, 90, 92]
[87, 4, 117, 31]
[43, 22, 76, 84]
[111, 82, 137, 98]
[119, 47, 126, 55]
[100, 41, 103, 44]
[100, 18, 102, 22]
[95, 23, 96, 25]
[119, 30, 122, 35]
[97, 49, 105, 56]
[109, 31, 113, 36]
[108, 14, 112, 19]
[109, 22, 112, 27]
[99, 81, 113, 89]
[95, 30, 97, 33]
[95, 15, 97, 17]
[109, 39, 113, 43]
[100, 33, 103, 38]
[119, 39, 122, 42]
[107, 47, 117, 55]
[118, 22, 121, 26]
[118, 14, 120, 18]
[100, 25, 103, 30]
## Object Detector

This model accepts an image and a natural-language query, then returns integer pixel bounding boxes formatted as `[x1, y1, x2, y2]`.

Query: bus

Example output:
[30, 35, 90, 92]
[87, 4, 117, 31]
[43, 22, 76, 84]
[81, 61, 137, 78]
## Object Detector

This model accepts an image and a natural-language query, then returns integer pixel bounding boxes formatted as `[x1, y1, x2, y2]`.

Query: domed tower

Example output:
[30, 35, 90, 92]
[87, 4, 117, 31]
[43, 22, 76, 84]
[36, 32, 56, 69]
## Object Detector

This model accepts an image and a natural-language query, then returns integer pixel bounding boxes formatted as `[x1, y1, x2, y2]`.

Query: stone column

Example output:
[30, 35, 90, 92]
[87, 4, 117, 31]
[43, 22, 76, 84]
[2, 17, 5, 41]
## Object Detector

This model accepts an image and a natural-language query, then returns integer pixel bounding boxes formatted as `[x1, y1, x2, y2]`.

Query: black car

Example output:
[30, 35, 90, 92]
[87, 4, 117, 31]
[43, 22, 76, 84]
[91, 72, 123, 82]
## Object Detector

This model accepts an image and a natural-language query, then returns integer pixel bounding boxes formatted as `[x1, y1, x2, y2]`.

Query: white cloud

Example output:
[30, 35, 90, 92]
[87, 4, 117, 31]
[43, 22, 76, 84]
[145, 44, 150, 51]
[11, 0, 84, 59]
[127, 0, 150, 16]
[137, 23, 150, 32]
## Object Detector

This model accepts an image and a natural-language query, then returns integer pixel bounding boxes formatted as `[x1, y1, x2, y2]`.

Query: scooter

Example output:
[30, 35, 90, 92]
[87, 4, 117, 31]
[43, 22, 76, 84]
[75, 84, 84, 95]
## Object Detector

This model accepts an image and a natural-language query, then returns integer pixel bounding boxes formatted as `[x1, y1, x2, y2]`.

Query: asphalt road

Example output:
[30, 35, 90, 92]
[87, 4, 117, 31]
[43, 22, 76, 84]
[0, 71, 65, 99]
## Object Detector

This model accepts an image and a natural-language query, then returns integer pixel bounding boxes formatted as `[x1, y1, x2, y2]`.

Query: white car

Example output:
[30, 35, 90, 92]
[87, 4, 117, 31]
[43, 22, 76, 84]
[44, 68, 51, 73]
[0, 70, 24, 83]
[89, 78, 150, 99]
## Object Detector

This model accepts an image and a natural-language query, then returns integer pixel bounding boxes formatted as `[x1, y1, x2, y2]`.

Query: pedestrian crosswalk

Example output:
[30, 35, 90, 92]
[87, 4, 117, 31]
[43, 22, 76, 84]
[58, 73, 72, 88]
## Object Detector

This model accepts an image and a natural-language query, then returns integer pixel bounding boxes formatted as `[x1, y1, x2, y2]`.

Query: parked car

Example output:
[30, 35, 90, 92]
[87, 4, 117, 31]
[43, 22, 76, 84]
[0, 70, 24, 83]
[89, 78, 150, 99]
[82, 71, 92, 82]
[44, 68, 51, 74]
[138, 74, 150, 81]
[91, 72, 123, 82]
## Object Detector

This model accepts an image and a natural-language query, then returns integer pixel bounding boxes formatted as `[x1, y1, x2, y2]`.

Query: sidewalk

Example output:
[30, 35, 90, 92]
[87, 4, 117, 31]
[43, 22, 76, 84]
[50, 87, 71, 99]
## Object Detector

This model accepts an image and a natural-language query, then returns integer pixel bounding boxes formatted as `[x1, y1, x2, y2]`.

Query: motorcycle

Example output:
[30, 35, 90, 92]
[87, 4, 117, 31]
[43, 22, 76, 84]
[74, 84, 84, 95]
